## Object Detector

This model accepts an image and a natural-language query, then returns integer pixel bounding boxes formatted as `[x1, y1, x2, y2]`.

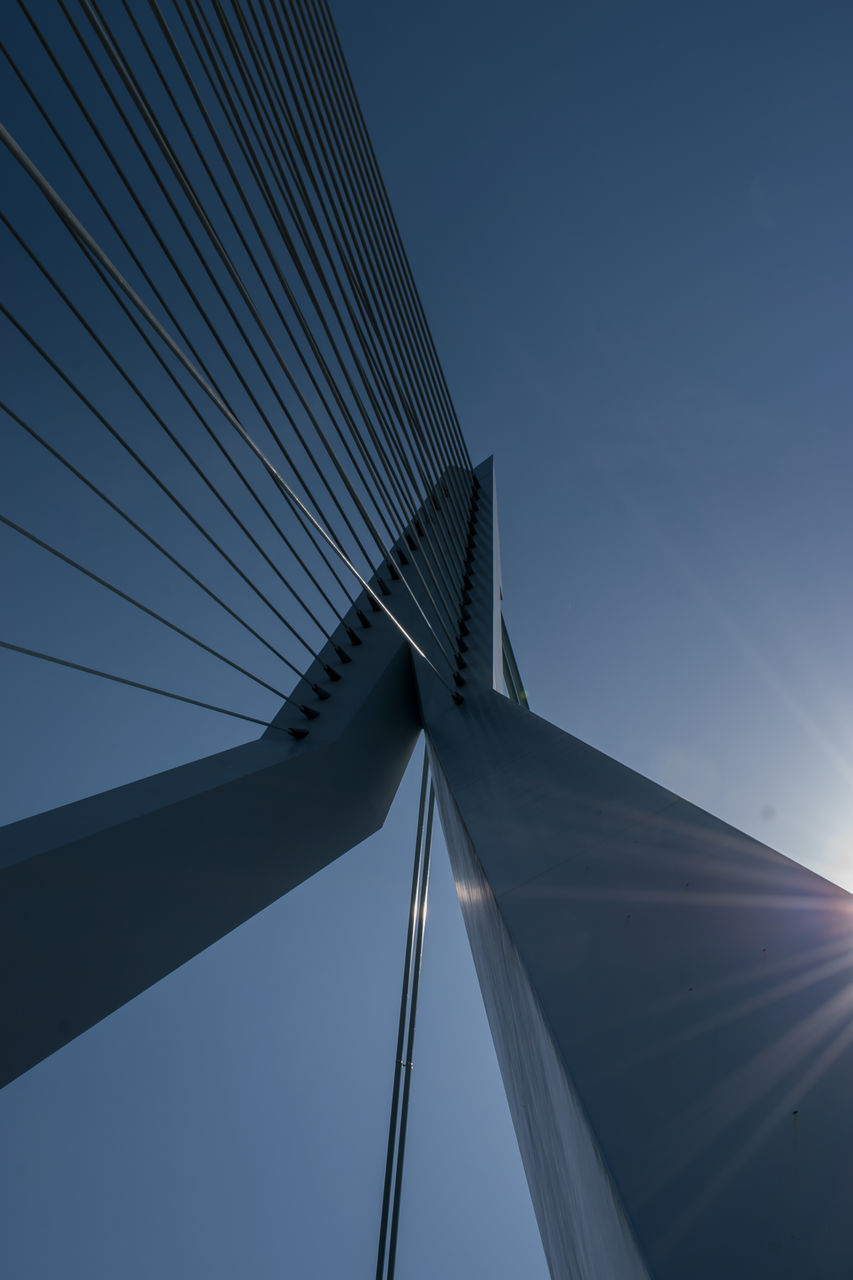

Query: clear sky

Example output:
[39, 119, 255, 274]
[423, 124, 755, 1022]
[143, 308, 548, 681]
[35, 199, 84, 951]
[3, 1, 853, 1276]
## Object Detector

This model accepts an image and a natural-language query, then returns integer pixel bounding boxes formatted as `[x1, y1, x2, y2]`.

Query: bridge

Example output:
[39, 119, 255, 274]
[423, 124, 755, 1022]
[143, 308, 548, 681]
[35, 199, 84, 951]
[2, 4, 852, 1277]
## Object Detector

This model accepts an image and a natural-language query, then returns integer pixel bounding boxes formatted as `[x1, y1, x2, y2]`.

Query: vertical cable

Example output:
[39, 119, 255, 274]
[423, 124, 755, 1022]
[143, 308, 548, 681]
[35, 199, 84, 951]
[376, 746, 436, 1280]
[386, 783, 435, 1279]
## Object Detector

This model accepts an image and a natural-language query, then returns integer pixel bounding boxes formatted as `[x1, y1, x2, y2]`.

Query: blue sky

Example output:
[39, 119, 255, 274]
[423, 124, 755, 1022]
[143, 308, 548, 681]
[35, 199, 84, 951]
[3, 0, 853, 1275]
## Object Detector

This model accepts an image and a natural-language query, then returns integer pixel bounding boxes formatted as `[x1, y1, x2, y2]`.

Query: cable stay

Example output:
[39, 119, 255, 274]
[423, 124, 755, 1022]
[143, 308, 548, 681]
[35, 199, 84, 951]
[0, 639, 303, 735]
[0, 210, 346, 649]
[0, 400, 333, 690]
[1, 0, 478, 742]
[0, 512, 297, 705]
[0, 118, 467, 687]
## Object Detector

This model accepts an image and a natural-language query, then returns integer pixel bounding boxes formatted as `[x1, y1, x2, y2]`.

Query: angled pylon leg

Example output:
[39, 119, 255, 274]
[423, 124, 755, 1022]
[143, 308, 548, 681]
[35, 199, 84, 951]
[0, 610, 419, 1090]
[425, 690, 853, 1279]
[0, 461, 474, 1092]
[416, 458, 853, 1279]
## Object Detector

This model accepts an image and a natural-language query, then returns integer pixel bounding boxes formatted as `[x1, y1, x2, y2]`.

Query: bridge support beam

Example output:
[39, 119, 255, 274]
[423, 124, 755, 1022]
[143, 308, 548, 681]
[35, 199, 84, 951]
[418, 460, 853, 1279]
[0, 609, 419, 1089]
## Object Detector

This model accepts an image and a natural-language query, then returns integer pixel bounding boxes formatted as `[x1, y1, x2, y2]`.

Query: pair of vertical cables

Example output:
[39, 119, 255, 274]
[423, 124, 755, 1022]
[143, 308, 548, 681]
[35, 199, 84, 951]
[377, 748, 436, 1280]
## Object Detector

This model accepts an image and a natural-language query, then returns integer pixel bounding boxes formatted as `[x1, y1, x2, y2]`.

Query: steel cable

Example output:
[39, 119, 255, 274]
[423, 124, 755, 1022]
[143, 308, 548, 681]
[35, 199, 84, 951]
[284, 0, 473, 531]
[0, 136, 462, 694]
[310, 0, 472, 473]
[0, 38, 349, 620]
[222, 0, 471, 618]
[0, 297, 328, 671]
[0, 210, 342, 650]
[175, 0, 466, 654]
[0, 512, 298, 704]
[126, 0, 423, 566]
[9, 2, 362, 611]
[0, 400, 336, 695]
[3, 2, 472, 693]
[55, 0, 383, 582]
[0, 640, 300, 733]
